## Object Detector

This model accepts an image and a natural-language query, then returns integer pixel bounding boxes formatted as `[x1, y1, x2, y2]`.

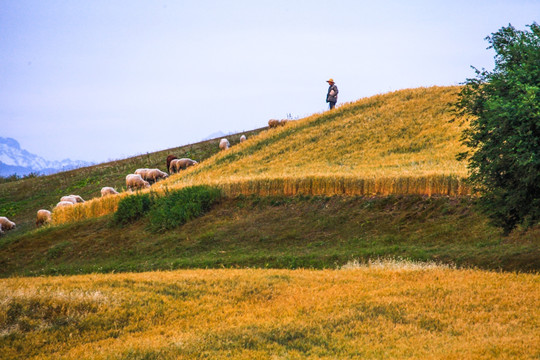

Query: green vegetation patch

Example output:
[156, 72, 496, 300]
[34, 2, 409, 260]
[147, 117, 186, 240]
[147, 186, 222, 232]
[1, 195, 538, 277]
[113, 186, 222, 232]
[114, 193, 155, 225]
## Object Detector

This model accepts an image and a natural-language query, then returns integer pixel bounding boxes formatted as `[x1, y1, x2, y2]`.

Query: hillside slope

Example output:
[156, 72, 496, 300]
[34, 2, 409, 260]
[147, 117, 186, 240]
[0, 130, 262, 234]
[2, 195, 539, 277]
[2, 86, 538, 277]
[53, 86, 470, 225]
[166, 86, 468, 194]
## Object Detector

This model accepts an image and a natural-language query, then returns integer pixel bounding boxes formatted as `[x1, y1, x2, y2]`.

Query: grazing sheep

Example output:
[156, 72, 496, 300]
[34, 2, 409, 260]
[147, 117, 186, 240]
[268, 119, 289, 128]
[126, 174, 151, 190]
[134, 168, 150, 179]
[36, 210, 52, 227]
[60, 195, 84, 204]
[268, 119, 279, 128]
[145, 169, 169, 183]
[101, 187, 119, 197]
[219, 138, 230, 151]
[166, 155, 178, 172]
[0, 216, 16, 231]
[169, 158, 198, 173]
[55, 201, 74, 208]
[60, 196, 76, 204]
[240, 135, 247, 142]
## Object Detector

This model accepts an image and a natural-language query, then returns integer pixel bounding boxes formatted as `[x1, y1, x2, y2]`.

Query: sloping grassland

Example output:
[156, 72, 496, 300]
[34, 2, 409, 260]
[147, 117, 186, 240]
[0, 86, 538, 276]
[0, 130, 262, 233]
[53, 86, 469, 224]
[171, 86, 467, 187]
[1, 86, 539, 359]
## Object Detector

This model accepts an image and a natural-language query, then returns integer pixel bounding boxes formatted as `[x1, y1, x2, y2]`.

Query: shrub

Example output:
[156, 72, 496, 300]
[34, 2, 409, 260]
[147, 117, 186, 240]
[113, 193, 155, 225]
[147, 186, 221, 232]
[456, 23, 540, 233]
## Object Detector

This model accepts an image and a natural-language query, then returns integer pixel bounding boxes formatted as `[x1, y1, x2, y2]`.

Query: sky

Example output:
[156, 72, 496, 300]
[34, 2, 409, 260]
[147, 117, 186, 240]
[1, 0, 538, 163]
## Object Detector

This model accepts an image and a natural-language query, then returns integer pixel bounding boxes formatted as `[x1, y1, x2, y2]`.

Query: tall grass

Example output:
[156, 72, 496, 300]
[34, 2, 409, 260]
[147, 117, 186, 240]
[165, 86, 469, 198]
[54, 86, 471, 225]
[1, 268, 538, 359]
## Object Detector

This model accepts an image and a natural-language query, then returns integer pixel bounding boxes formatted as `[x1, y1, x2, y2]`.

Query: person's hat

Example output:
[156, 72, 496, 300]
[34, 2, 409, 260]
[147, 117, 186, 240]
[326, 78, 335, 83]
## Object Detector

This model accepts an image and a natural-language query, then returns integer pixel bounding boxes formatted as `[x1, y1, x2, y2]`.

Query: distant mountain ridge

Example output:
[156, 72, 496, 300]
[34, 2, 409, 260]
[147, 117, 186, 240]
[0, 137, 93, 177]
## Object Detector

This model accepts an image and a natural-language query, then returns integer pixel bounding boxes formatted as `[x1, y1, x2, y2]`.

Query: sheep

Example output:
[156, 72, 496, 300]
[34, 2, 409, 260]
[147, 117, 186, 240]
[101, 187, 119, 197]
[268, 119, 289, 128]
[55, 201, 74, 208]
[60, 195, 85, 204]
[145, 169, 169, 184]
[240, 135, 247, 142]
[134, 168, 150, 179]
[126, 174, 151, 190]
[166, 155, 178, 173]
[169, 158, 198, 173]
[59, 197, 76, 204]
[0, 216, 16, 231]
[36, 209, 52, 227]
[268, 119, 279, 128]
[219, 138, 230, 151]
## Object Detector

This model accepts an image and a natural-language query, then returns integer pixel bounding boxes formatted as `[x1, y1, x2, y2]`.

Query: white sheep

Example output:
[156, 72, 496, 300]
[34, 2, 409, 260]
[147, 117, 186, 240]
[55, 201, 74, 208]
[60, 196, 76, 204]
[134, 168, 150, 179]
[101, 187, 119, 197]
[169, 158, 198, 173]
[0, 216, 16, 231]
[219, 138, 230, 151]
[36, 209, 52, 227]
[126, 174, 151, 190]
[240, 135, 247, 142]
[145, 169, 169, 183]
[60, 195, 85, 204]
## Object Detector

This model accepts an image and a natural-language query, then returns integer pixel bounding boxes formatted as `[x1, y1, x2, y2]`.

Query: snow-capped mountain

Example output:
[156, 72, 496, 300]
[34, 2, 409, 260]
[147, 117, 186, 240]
[0, 137, 93, 177]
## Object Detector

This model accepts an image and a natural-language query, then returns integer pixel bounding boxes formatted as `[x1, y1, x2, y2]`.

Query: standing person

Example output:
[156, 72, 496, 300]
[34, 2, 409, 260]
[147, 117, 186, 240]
[326, 78, 338, 110]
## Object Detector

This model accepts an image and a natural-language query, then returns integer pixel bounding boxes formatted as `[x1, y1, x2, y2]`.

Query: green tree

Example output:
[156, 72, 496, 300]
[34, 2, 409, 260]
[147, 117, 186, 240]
[456, 23, 540, 234]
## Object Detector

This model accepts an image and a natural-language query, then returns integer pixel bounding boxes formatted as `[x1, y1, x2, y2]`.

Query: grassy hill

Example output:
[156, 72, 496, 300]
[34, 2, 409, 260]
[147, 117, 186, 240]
[172, 86, 468, 187]
[0, 85, 538, 276]
[1, 86, 539, 359]
[52, 86, 469, 225]
[0, 129, 263, 234]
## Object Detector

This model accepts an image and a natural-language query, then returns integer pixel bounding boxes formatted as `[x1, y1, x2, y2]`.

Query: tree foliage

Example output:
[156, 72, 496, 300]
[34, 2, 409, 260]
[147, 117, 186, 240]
[456, 23, 540, 233]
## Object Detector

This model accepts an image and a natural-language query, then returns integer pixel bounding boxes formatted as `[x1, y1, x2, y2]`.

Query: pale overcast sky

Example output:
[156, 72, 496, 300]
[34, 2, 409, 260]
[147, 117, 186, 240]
[1, 0, 538, 162]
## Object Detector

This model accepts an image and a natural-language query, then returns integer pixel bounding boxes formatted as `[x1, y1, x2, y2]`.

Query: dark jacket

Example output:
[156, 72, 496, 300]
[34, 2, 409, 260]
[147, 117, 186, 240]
[326, 84, 338, 103]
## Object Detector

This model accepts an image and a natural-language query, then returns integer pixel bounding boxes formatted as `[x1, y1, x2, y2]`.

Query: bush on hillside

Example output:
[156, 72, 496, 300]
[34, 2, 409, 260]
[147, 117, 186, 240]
[456, 23, 540, 234]
[113, 186, 221, 230]
[113, 193, 155, 225]
[148, 186, 222, 232]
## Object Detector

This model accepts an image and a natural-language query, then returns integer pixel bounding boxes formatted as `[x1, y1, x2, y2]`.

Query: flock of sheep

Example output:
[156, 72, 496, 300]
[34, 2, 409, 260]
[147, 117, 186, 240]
[0, 135, 247, 235]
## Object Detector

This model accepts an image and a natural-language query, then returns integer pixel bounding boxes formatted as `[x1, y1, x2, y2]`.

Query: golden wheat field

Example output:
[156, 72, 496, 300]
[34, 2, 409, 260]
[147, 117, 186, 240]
[1, 262, 538, 359]
[53, 86, 470, 225]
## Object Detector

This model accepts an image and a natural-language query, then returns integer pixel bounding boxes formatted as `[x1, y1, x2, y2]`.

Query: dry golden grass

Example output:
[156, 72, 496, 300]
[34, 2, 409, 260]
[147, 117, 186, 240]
[51, 192, 130, 225]
[164, 86, 469, 192]
[1, 265, 538, 359]
[54, 86, 470, 224]
[192, 86, 466, 177]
